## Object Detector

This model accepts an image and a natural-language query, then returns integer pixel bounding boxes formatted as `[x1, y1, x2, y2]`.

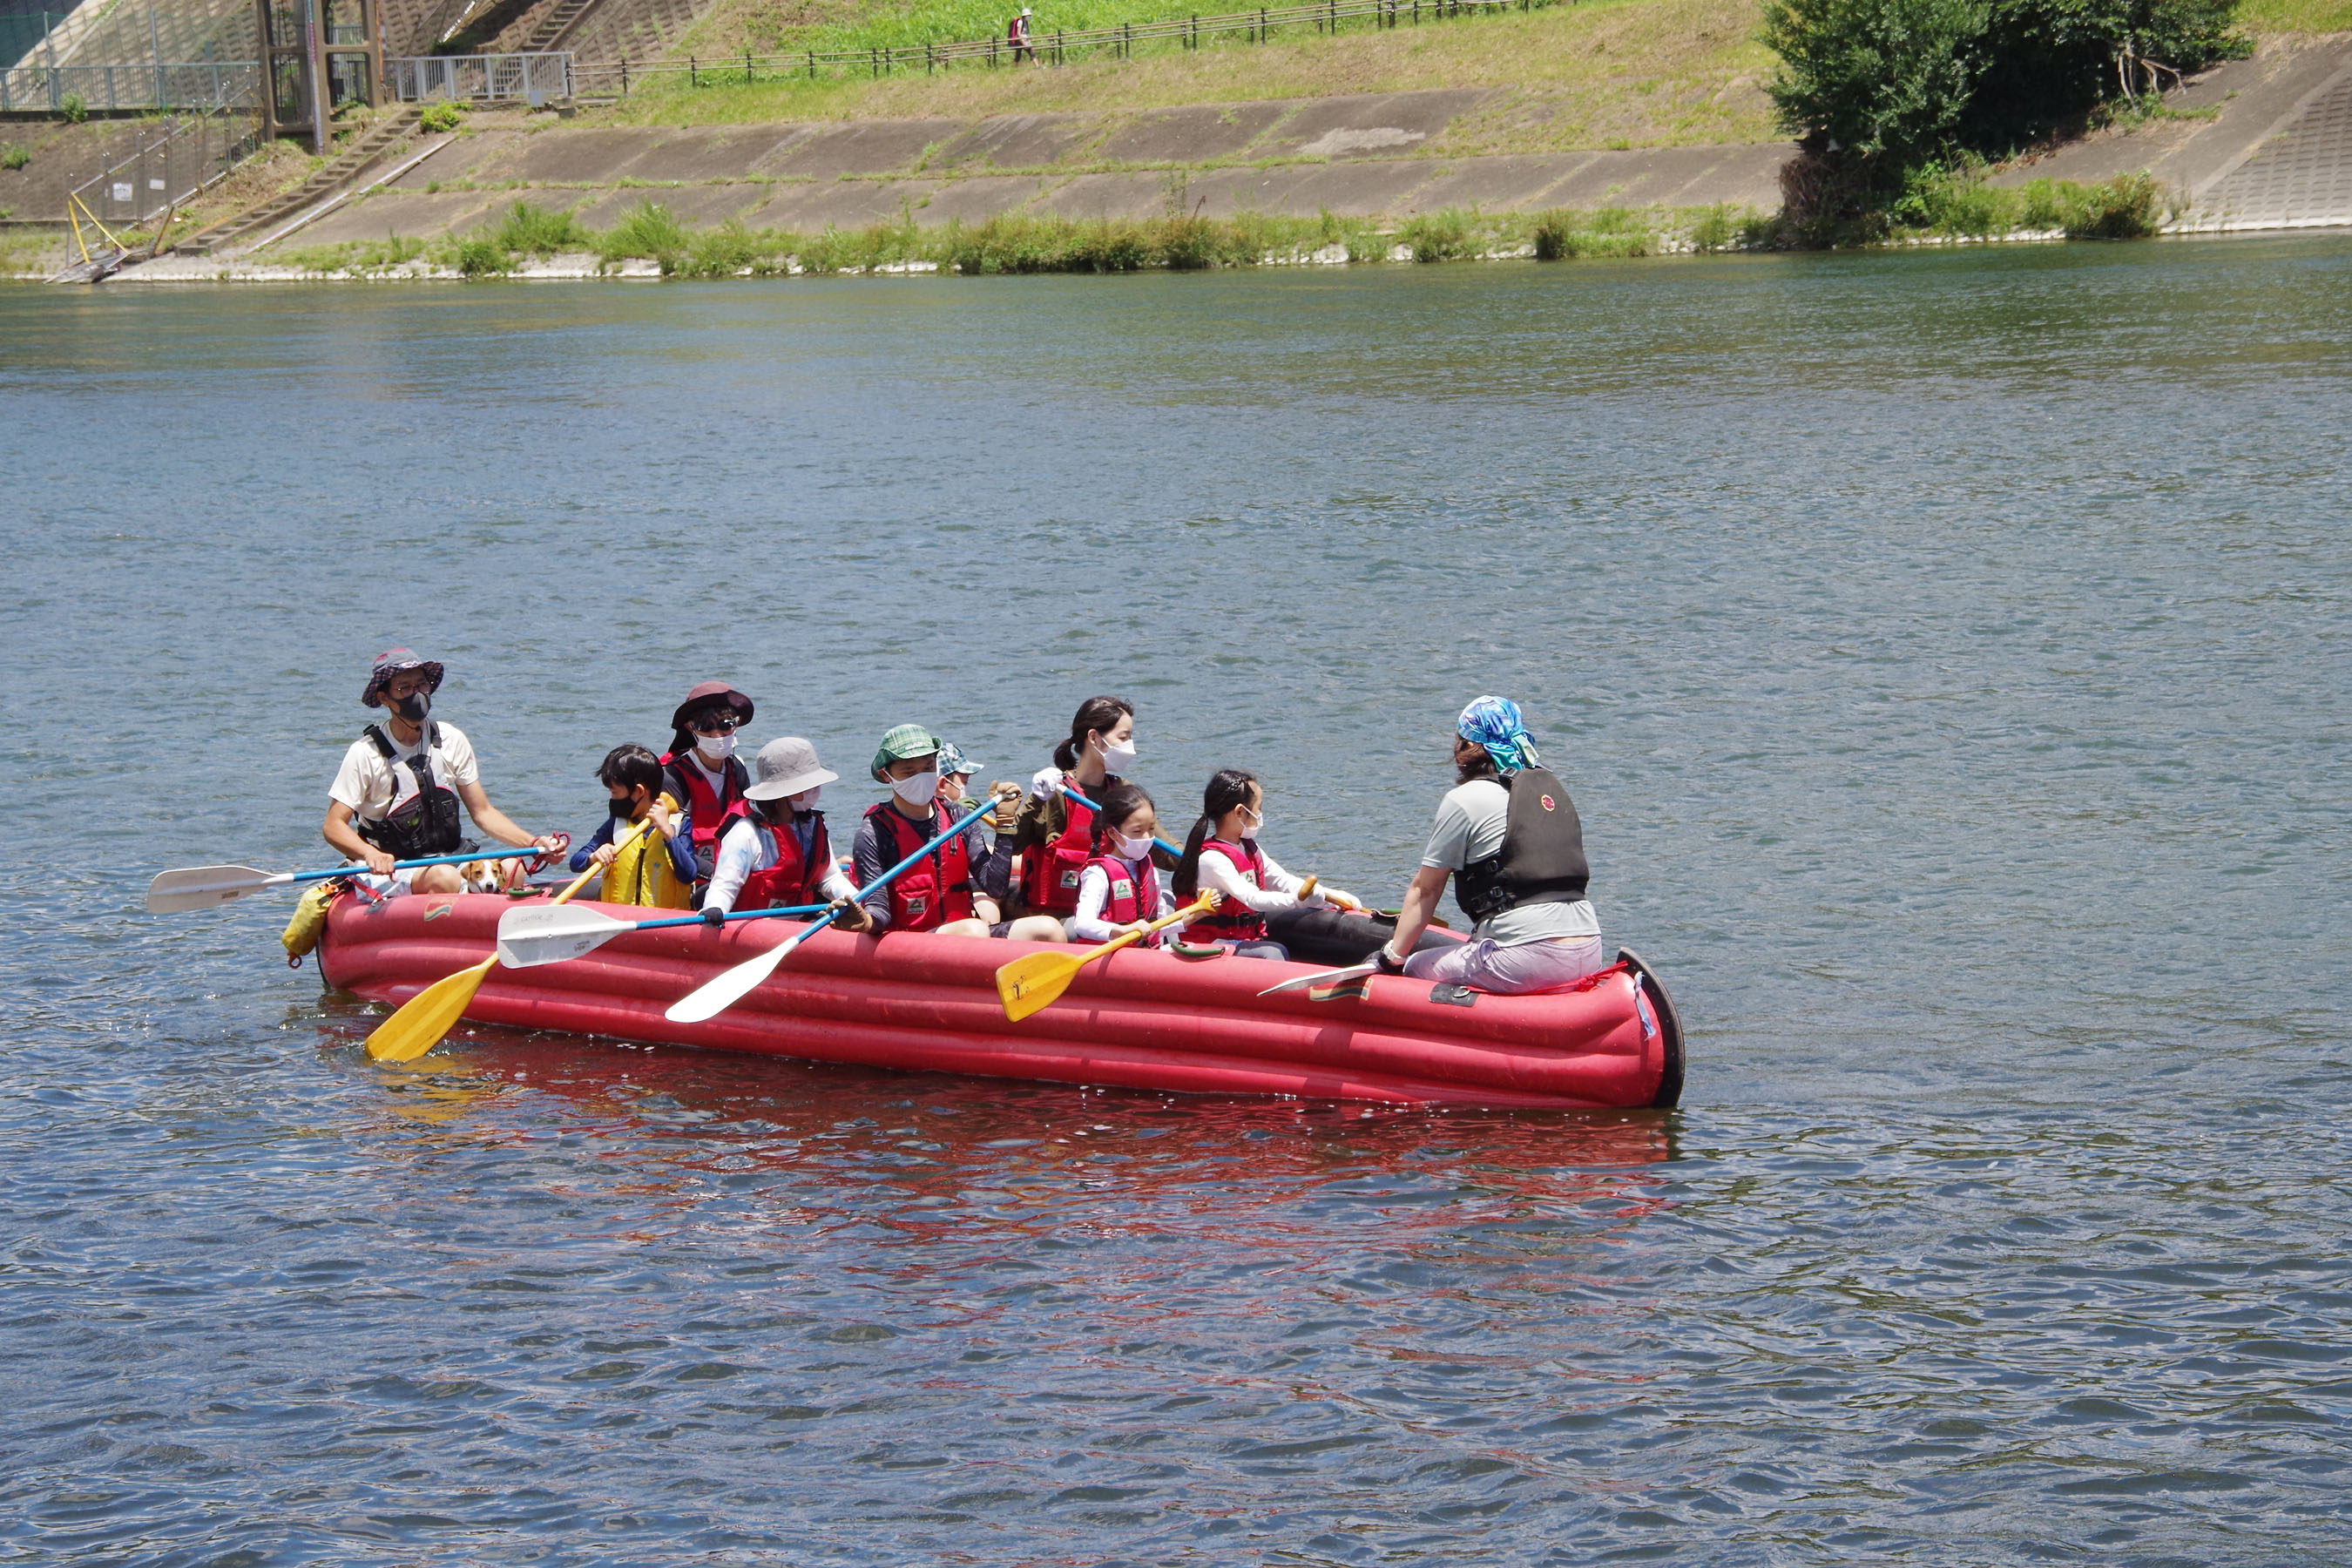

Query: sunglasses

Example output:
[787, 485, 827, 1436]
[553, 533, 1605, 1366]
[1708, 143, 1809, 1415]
[692, 714, 742, 734]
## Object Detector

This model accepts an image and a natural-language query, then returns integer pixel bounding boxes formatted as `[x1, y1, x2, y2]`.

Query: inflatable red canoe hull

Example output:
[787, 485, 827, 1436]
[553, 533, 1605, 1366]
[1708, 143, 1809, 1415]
[317, 894, 1684, 1111]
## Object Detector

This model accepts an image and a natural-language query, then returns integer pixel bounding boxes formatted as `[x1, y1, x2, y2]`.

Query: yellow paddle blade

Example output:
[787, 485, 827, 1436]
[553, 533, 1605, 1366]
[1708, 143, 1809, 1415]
[364, 956, 495, 1063]
[996, 949, 1089, 1024]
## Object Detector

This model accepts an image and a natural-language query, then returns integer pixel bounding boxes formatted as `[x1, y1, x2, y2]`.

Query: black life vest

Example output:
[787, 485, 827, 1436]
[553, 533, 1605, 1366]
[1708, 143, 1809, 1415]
[1454, 767, 1588, 923]
[354, 722, 465, 859]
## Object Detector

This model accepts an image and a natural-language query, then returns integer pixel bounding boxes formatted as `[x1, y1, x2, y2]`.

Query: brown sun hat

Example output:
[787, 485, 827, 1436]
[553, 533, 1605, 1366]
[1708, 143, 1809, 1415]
[361, 647, 443, 707]
[669, 680, 754, 733]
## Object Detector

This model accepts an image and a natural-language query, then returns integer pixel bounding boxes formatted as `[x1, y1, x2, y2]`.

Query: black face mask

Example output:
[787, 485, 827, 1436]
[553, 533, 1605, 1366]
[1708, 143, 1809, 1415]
[391, 689, 431, 724]
[608, 794, 638, 821]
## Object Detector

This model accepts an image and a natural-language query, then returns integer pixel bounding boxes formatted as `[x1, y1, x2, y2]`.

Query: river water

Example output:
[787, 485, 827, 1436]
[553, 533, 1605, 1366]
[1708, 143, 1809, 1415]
[3, 235, 2349, 1565]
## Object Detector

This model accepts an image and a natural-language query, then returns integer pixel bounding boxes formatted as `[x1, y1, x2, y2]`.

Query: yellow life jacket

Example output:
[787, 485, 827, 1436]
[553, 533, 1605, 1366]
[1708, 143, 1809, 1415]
[604, 817, 693, 909]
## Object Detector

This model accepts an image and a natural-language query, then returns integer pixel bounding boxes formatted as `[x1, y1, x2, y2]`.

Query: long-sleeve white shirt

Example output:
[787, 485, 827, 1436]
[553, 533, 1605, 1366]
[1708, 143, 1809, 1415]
[1195, 842, 1330, 914]
[1071, 855, 1175, 943]
[705, 813, 857, 916]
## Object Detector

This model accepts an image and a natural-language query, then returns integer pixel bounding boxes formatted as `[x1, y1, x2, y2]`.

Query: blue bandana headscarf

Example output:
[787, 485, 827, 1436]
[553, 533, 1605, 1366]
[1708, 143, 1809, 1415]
[1457, 695, 1541, 774]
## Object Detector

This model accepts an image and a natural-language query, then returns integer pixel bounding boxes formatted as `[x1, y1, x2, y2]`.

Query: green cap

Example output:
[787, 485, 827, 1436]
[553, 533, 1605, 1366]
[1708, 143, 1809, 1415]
[936, 740, 977, 778]
[870, 723, 943, 781]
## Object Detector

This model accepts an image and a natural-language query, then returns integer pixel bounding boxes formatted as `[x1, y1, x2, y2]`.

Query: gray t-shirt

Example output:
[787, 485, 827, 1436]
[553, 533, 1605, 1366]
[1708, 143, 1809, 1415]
[1422, 778, 1599, 946]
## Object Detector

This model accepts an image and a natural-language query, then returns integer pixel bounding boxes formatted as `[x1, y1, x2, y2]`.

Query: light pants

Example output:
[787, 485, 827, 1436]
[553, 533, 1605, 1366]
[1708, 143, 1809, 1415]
[1402, 934, 1606, 995]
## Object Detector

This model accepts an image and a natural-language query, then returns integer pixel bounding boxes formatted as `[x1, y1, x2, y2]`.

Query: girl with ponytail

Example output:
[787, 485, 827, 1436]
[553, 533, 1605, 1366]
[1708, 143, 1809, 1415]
[1067, 781, 1176, 946]
[1003, 694, 1150, 940]
[1171, 769, 1359, 961]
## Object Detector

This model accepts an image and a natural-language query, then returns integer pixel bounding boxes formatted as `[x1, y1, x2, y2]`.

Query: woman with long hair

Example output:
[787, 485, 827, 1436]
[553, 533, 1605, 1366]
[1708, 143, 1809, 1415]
[1002, 694, 1148, 941]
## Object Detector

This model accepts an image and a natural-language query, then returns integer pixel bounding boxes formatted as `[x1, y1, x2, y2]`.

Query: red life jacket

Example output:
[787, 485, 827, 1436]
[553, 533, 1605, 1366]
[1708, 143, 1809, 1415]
[1020, 777, 1121, 916]
[736, 811, 833, 912]
[864, 801, 974, 933]
[1181, 837, 1268, 944]
[1080, 851, 1161, 945]
[659, 751, 750, 882]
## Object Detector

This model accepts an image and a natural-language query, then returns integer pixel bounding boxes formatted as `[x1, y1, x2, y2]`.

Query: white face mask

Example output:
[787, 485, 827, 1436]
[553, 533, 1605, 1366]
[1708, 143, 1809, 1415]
[1240, 809, 1266, 838]
[1111, 829, 1154, 860]
[892, 769, 941, 807]
[695, 732, 736, 761]
[1098, 736, 1137, 773]
[789, 787, 821, 810]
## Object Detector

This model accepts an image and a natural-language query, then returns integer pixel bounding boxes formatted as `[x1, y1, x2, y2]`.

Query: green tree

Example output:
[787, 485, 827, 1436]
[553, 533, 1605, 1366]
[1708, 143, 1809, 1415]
[1762, 0, 1987, 181]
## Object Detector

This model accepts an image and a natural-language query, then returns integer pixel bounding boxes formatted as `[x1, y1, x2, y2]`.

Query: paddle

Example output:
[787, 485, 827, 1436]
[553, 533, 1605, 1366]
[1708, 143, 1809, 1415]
[995, 891, 1218, 1023]
[364, 816, 656, 1064]
[1058, 787, 1358, 909]
[1258, 960, 1380, 998]
[1058, 784, 1181, 856]
[497, 899, 828, 970]
[146, 845, 563, 914]
[664, 792, 1012, 1026]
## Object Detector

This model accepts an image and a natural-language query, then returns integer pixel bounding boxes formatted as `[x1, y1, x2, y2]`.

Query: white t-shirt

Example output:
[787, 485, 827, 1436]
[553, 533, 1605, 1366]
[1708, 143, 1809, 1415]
[1421, 777, 1598, 946]
[328, 722, 479, 823]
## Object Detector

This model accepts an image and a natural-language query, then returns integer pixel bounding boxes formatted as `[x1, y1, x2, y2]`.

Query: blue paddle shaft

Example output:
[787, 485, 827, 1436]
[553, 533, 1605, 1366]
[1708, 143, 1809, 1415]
[787, 796, 1001, 945]
[299, 845, 555, 882]
[623, 902, 827, 935]
[1058, 784, 1180, 857]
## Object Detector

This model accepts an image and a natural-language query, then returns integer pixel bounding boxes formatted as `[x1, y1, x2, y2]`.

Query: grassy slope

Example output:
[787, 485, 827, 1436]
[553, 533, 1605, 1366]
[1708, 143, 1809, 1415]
[2241, 0, 2352, 28]
[622, 0, 1776, 149]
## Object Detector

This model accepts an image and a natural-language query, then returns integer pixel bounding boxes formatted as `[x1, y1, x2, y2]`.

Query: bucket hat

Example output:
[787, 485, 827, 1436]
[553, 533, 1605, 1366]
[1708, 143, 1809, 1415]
[362, 647, 443, 707]
[869, 723, 942, 781]
[670, 680, 754, 733]
[744, 736, 840, 801]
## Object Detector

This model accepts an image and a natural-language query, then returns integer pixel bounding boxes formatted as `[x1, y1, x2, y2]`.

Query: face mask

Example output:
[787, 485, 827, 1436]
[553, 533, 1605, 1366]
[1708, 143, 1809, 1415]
[696, 732, 736, 761]
[1099, 736, 1137, 773]
[1240, 810, 1267, 838]
[1112, 829, 1154, 860]
[892, 769, 940, 807]
[391, 690, 430, 724]
[608, 794, 637, 820]
[789, 787, 822, 811]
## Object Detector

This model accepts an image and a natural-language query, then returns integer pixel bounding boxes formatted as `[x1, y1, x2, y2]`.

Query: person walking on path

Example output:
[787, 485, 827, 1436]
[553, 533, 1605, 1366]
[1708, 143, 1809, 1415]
[1374, 697, 1605, 995]
[1009, 7, 1035, 62]
[321, 647, 562, 896]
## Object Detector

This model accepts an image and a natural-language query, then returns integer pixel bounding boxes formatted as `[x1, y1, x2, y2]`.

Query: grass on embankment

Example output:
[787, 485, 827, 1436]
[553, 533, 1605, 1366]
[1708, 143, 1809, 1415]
[275, 195, 1738, 276]
[622, 0, 1776, 154]
[268, 171, 2168, 281]
[2240, 0, 2352, 29]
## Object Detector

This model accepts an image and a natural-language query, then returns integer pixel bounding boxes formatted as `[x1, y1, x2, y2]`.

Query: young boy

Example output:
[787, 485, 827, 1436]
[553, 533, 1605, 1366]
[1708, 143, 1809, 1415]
[570, 744, 697, 909]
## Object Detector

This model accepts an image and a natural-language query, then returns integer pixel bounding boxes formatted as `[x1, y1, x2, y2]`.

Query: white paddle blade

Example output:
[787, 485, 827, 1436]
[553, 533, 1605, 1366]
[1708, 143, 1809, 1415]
[145, 865, 290, 914]
[1258, 962, 1378, 998]
[664, 929, 808, 1024]
[497, 904, 633, 969]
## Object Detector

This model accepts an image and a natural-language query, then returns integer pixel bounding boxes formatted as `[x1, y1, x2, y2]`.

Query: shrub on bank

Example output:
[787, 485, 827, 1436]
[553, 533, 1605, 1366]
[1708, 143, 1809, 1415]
[1762, 0, 2246, 225]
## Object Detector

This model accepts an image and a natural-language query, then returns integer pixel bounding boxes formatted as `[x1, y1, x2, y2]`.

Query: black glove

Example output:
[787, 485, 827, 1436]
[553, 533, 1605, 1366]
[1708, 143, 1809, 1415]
[1373, 945, 1408, 976]
[702, 905, 727, 927]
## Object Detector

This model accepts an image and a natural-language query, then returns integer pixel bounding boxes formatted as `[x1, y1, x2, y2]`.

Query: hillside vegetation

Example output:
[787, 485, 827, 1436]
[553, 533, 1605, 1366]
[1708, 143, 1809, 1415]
[625, 0, 1777, 145]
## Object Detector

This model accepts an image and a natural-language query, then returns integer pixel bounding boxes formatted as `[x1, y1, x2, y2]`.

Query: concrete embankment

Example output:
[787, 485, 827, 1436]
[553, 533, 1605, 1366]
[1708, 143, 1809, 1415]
[280, 87, 1789, 251]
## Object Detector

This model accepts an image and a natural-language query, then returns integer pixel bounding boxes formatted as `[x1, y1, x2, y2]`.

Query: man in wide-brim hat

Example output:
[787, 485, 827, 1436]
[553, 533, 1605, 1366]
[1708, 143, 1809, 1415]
[323, 646, 561, 895]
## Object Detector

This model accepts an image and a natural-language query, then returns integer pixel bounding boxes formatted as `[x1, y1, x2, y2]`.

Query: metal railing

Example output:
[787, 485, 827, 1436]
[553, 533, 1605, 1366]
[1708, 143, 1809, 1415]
[579, 0, 1532, 94]
[0, 57, 259, 111]
[382, 50, 573, 104]
[65, 103, 261, 226]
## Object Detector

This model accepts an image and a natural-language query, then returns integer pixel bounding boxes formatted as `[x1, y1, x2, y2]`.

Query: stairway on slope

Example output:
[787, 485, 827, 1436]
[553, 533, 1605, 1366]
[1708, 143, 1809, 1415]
[488, 0, 716, 71]
[176, 105, 421, 253]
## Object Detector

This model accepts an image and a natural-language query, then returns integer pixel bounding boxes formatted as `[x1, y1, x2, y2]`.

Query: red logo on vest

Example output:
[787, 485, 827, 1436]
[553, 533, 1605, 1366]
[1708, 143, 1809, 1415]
[1540, 794, 1556, 811]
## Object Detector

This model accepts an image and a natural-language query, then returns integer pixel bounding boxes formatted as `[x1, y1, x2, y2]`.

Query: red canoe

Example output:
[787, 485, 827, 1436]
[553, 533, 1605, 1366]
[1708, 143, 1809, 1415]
[316, 892, 1685, 1110]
